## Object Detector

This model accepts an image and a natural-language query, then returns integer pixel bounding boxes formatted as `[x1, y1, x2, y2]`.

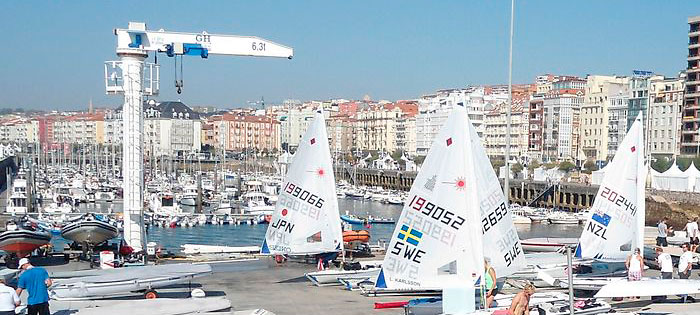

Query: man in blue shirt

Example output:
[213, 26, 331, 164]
[15, 258, 52, 315]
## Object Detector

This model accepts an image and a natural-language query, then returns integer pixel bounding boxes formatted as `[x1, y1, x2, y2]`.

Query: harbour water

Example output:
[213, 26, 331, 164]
[75, 198, 583, 253]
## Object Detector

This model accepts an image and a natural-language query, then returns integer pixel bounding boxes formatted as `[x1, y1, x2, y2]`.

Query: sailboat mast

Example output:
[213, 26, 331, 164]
[504, 0, 515, 207]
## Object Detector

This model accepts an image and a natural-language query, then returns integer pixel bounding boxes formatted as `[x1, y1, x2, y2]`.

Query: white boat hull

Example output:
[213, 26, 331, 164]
[305, 267, 380, 286]
[49, 263, 212, 299]
[61, 221, 118, 245]
[595, 279, 700, 298]
[71, 297, 230, 315]
[521, 238, 578, 253]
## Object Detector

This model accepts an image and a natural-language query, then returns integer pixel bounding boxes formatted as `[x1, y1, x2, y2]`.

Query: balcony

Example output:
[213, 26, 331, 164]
[690, 54, 700, 61]
[682, 129, 700, 134]
[686, 91, 700, 98]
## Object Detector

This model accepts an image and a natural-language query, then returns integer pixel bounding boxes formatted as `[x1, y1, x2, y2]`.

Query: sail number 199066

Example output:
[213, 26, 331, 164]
[284, 182, 324, 208]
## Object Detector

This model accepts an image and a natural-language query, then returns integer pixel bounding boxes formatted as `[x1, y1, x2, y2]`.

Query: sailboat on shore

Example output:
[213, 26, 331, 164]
[375, 105, 538, 313]
[261, 109, 379, 285]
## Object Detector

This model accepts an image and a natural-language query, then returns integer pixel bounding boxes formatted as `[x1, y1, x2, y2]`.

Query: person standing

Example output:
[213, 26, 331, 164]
[687, 217, 700, 252]
[657, 217, 671, 247]
[679, 243, 693, 279]
[0, 279, 19, 315]
[625, 247, 644, 300]
[656, 247, 674, 279]
[652, 247, 674, 302]
[678, 243, 695, 302]
[626, 248, 644, 281]
[483, 259, 497, 308]
[15, 258, 51, 315]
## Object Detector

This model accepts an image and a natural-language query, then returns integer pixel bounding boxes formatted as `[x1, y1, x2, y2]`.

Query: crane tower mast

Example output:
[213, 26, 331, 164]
[106, 22, 293, 254]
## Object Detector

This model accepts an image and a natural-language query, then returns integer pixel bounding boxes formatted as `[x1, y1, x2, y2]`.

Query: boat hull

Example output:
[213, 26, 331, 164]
[61, 221, 118, 245]
[305, 267, 380, 286]
[0, 230, 51, 256]
[49, 263, 212, 299]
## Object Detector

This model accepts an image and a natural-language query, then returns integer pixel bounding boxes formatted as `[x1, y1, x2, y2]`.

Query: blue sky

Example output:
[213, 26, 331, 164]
[1, 1, 698, 110]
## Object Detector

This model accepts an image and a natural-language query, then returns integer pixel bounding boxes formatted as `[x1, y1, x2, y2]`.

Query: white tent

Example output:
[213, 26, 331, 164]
[532, 166, 563, 183]
[652, 162, 689, 192]
[683, 162, 700, 192]
[591, 164, 608, 186]
[649, 165, 662, 189]
[533, 166, 547, 182]
[499, 165, 514, 179]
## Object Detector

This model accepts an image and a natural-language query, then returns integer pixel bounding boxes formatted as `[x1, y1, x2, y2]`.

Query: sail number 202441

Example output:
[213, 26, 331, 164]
[407, 195, 465, 230]
[284, 182, 324, 208]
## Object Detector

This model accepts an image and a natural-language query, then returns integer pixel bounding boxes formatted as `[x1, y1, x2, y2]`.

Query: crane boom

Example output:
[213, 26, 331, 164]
[115, 22, 293, 59]
[107, 21, 293, 257]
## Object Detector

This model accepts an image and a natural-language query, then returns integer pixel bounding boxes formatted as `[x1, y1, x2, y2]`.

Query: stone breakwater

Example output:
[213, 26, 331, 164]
[646, 189, 700, 229]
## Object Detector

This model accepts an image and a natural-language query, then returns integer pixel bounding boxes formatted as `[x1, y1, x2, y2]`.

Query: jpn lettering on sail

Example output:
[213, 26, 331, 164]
[576, 114, 644, 260]
[261, 110, 342, 255]
[468, 118, 526, 277]
[376, 106, 482, 289]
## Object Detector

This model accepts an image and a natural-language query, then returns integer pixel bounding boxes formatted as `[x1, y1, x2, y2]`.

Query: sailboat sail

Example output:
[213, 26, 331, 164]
[376, 106, 524, 289]
[576, 113, 645, 260]
[261, 110, 342, 255]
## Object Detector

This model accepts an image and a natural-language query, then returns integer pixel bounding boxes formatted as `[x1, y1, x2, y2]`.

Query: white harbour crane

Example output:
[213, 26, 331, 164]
[105, 22, 293, 256]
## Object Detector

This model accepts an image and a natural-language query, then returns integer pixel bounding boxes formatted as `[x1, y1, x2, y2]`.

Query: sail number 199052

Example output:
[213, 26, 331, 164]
[407, 195, 465, 231]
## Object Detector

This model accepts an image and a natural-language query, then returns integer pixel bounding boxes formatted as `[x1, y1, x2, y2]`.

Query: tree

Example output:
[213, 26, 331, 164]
[558, 161, 576, 173]
[582, 159, 598, 174]
[490, 158, 505, 176]
[650, 156, 673, 172]
[391, 149, 404, 161]
[511, 163, 524, 178]
[527, 159, 541, 172]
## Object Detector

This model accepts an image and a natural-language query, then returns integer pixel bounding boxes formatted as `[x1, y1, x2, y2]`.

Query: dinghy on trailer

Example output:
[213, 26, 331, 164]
[532, 114, 648, 290]
[48, 263, 212, 299]
[71, 297, 231, 315]
[261, 110, 378, 285]
[576, 113, 646, 262]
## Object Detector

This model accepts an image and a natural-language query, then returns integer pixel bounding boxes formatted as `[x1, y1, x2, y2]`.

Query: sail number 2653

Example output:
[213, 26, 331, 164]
[408, 195, 464, 230]
[284, 182, 324, 209]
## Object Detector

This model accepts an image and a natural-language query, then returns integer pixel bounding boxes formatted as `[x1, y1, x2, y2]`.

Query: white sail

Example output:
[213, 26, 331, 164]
[261, 110, 342, 255]
[376, 106, 525, 289]
[576, 113, 645, 260]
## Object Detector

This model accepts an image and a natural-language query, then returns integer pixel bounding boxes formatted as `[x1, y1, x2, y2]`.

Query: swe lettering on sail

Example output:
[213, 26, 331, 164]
[503, 241, 522, 267]
[391, 242, 425, 263]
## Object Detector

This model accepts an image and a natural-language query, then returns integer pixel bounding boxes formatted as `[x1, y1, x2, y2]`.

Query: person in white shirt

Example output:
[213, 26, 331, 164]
[652, 247, 674, 302]
[656, 247, 674, 279]
[678, 243, 695, 302]
[679, 242, 694, 279]
[687, 217, 700, 252]
[0, 278, 20, 315]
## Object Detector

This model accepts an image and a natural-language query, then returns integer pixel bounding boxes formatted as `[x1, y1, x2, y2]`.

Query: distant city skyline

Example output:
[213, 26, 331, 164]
[1, 1, 698, 110]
